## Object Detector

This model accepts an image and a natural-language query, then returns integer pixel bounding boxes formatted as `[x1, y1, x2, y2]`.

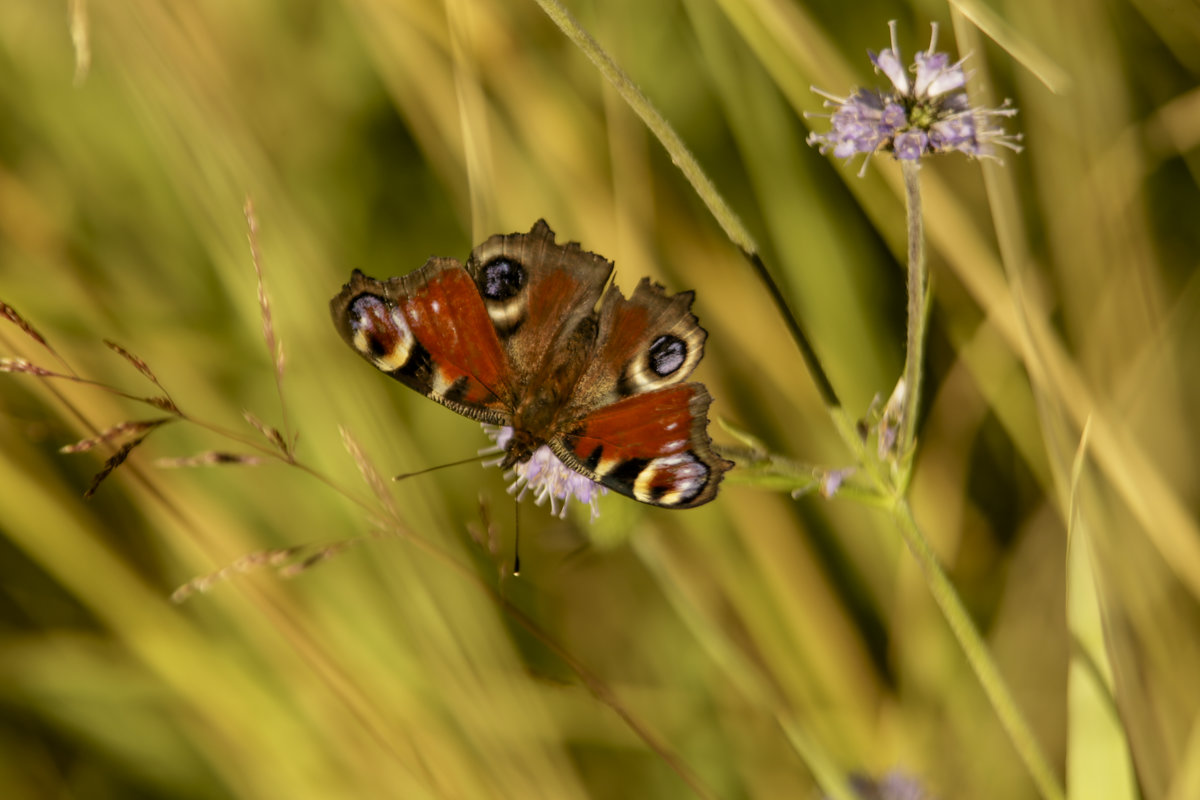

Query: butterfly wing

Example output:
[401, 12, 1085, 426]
[464, 220, 612, 389]
[549, 273, 729, 507]
[551, 383, 730, 508]
[561, 277, 705, 413]
[330, 263, 513, 424]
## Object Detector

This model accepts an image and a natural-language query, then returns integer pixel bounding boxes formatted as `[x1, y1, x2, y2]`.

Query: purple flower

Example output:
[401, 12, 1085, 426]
[819, 467, 855, 499]
[808, 21, 1021, 172]
[828, 770, 935, 800]
[482, 426, 607, 520]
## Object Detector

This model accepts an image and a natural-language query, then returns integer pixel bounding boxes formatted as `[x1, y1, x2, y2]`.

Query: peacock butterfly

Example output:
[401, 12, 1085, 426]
[329, 220, 731, 508]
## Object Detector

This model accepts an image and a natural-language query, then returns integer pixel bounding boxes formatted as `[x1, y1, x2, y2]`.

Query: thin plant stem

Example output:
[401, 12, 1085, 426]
[532, 0, 845, 417]
[898, 160, 926, 478]
[531, 0, 751, 254]
[891, 498, 1066, 800]
[891, 117, 1059, 800]
[741, 251, 841, 409]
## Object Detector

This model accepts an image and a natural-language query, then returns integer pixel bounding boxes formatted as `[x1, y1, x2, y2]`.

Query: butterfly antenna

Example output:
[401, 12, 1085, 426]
[392, 454, 483, 481]
[512, 499, 521, 576]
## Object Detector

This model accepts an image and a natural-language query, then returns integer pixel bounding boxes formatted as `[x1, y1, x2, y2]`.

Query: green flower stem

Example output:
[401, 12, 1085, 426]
[893, 164, 1061, 800]
[898, 160, 926, 482]
[891, 499, 1065, 800]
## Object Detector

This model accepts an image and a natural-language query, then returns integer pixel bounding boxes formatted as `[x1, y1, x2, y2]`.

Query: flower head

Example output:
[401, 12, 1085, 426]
[824, 770, 934, 800]
[807, 21, 1021, 173]
[482, 426, 607, 520]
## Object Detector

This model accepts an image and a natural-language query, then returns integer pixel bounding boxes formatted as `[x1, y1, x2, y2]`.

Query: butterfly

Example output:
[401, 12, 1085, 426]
[329, 220, 731, 508]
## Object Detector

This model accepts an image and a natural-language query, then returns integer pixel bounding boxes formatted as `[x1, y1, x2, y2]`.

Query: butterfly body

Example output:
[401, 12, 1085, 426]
[330, 220, 730, 508]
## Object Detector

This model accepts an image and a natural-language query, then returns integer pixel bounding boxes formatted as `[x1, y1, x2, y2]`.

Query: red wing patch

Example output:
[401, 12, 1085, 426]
[552, 384, 730, 508]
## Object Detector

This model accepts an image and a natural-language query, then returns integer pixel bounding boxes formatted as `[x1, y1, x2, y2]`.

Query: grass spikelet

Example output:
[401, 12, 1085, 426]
[277, 542, 357, 578]
[60, 417, 172, 453]
[84, 433, 152, 499]
[103, 339, 164, 388]
[171, 540, 363, 603]
[0, 301, 50, 349]
[155, 451, 268, 468]
[171, 546, 306, 603]
[0, 358, 56, 376]
[243, 410, 288, 453]
[244, 198, 284, 380]
[145, 396, 181, 413]
[338, 425, 397, 516]
[244, 197, 293, 450]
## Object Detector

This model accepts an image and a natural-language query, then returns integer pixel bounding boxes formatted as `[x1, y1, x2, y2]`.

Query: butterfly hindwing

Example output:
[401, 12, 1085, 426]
[567, 277, 708, 417]
[552, 383, 730, 508]
[330, 263, 513, 423]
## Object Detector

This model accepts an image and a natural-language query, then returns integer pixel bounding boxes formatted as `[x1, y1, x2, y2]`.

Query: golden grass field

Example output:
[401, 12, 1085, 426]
[1, 1, 1198, 798]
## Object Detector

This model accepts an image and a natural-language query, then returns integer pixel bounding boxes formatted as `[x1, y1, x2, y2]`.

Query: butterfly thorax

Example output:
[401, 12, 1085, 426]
[499, 427, 541, 469]
[502, 345, 592, 468]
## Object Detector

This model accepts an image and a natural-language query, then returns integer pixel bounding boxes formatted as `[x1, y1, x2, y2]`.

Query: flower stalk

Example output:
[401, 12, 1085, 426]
[803, 21, 1059, 800]
[897, 159, 926, 485]
[893, 499, 1064, 800]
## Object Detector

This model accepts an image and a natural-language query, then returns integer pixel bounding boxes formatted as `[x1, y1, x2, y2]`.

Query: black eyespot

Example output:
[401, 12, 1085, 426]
[480, 258, 525, 301]
[648, 335, 686, 376]
[365, 333, 388, 358]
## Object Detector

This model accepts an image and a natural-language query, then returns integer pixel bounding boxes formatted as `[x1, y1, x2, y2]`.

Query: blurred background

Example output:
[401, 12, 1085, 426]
[1, 0, 1198, 798]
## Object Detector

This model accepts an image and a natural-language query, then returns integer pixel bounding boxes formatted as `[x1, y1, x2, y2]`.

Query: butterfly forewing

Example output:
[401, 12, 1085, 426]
[466, 220, 612, 389]
[330, 264, 514, 423]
